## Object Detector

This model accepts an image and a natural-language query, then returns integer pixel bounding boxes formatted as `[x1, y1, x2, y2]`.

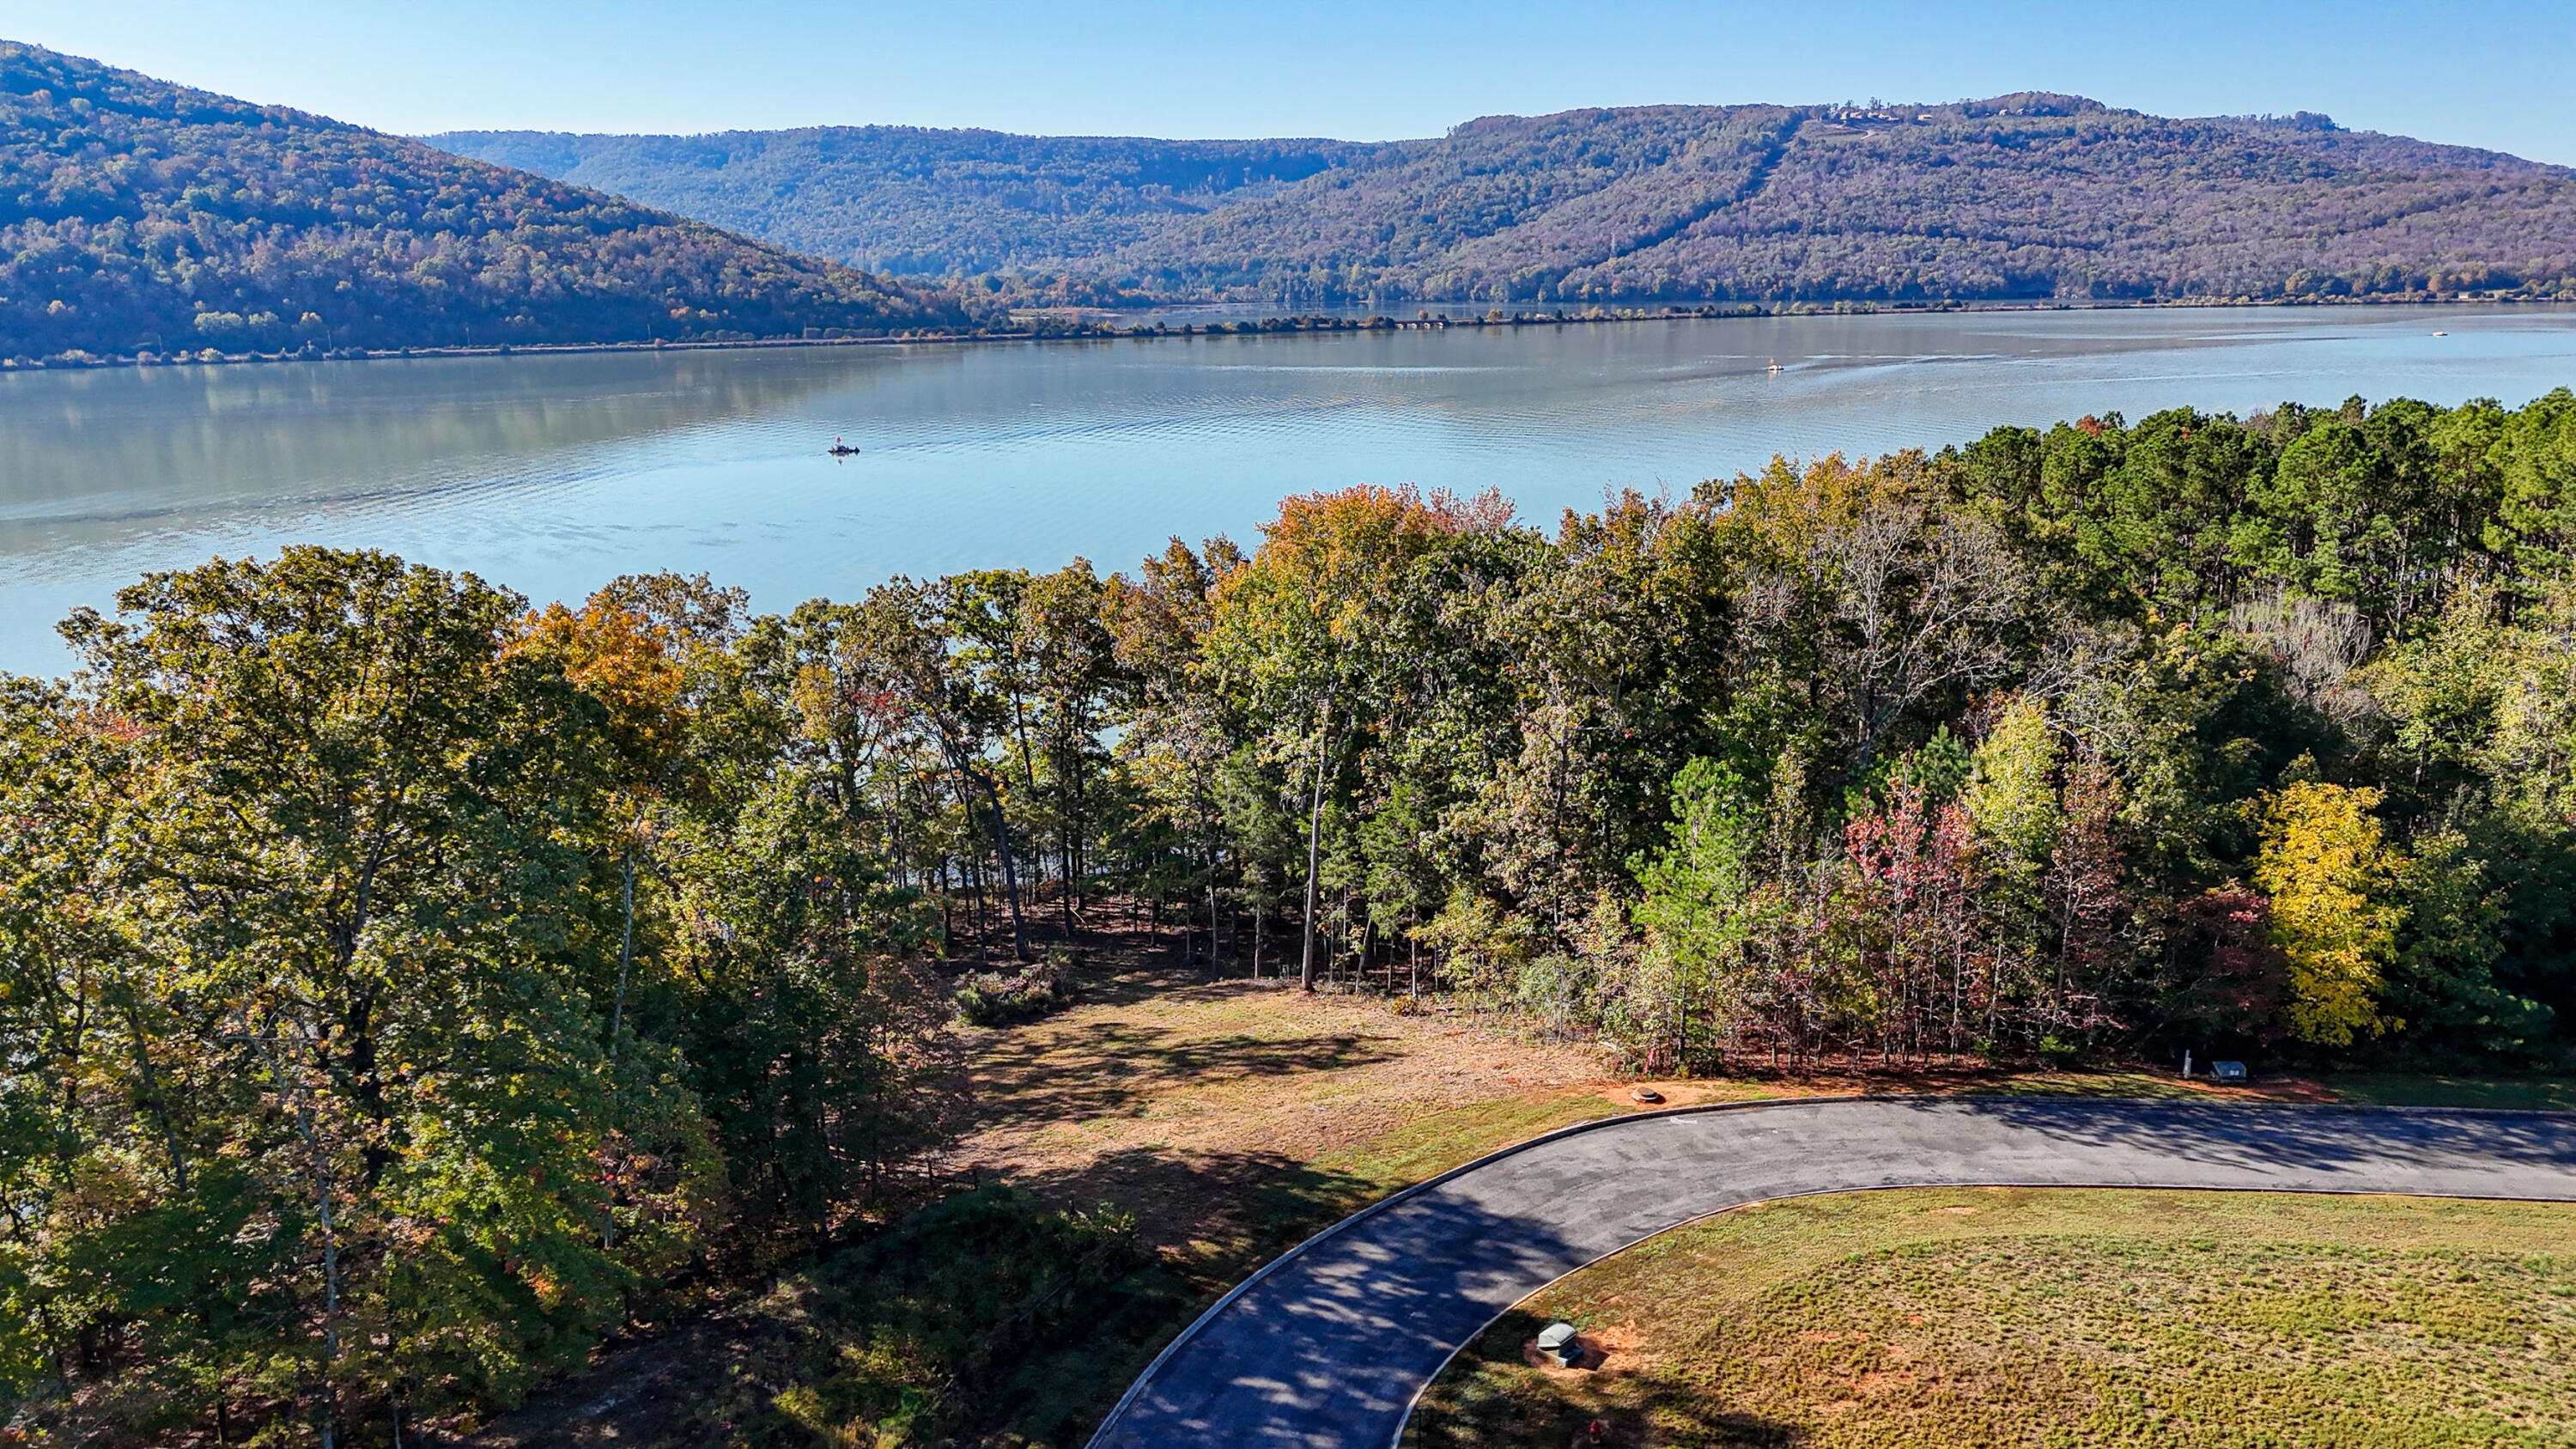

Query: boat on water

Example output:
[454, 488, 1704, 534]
[828, 436, 861, 456]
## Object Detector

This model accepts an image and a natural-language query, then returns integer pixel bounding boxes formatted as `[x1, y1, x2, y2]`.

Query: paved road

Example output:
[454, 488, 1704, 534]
[1085, 1096, 2576, 1449]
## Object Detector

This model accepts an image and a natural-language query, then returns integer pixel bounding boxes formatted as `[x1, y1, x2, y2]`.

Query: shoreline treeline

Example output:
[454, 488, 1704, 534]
[6, 387, 2576, 1442]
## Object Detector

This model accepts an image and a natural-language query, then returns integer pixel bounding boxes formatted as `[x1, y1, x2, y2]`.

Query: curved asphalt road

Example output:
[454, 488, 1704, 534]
[1085, 1097, 2576, 1449]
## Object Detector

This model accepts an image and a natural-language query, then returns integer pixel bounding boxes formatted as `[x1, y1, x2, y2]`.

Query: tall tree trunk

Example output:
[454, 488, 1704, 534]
[967, 766, 1033, 963]
[1069, 745, 1088, 922]
[1206, 824, 1222, 970]
[954, 775, 989, 960]
[604, 845, 638, 1249]
[611, 848, 635, 1049]
[120, 1004, 190, 1194]
[253, 1034, 341, 1449]
[1060, 834, 1077, 944]
[1299, 694, 1332, 993]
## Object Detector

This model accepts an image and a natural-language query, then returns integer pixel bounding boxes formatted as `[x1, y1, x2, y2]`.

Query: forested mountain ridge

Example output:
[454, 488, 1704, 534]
[0, 41, 967, 361]
[435, 94, 2576, 307]
[436, 126, 1375, 278]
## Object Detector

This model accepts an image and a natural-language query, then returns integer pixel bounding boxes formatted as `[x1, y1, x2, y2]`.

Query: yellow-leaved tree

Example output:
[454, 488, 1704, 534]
[2252, 781, 2403, 1045]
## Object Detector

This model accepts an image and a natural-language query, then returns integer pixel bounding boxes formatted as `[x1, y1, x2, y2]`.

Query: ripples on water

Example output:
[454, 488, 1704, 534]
[3, 304, 2573, 673]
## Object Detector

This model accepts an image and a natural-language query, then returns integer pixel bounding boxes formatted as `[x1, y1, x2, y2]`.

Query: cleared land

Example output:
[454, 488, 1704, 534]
[947, 957, 1614, 1253]
[470, 934, 2574, 1447]
[945, 951, 2336, 1257]
[1410, 1188, 2576, 1449]
[465, 940, 1649, 1447]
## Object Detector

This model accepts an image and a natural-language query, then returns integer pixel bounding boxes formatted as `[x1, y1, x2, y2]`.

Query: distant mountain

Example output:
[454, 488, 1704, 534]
[0, 42, 965, 362]
[434, 95, 2576, 307]
[436, 127, 1375, 278]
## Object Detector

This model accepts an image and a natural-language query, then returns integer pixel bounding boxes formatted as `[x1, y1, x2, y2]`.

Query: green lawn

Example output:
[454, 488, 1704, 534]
[1408, 1188, 2576, 1449]
[2321, 1072, 2576, 1111]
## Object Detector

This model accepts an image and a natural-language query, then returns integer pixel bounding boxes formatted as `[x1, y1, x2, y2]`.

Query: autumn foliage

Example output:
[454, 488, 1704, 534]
[14, 388, 2576, 1443]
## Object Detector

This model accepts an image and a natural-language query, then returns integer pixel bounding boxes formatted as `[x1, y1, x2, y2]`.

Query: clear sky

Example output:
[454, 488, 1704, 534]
[9, 0, 2575, 164]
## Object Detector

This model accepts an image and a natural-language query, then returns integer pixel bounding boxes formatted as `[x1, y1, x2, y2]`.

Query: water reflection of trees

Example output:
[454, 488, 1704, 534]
[0, 348, 912, 530]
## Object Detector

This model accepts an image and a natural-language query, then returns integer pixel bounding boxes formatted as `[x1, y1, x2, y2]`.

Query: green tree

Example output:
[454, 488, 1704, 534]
[1631, 759, 1765, 1070]
[2387, 826, 2554, 1054]
[1965, 697, 2062, 889]
[38, 548, 712, 1443]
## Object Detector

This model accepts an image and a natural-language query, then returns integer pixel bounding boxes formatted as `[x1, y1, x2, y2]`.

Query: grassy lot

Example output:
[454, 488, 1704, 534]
[929, 965, 2572, 1447]
[471, 928, 2576, 1447]
[1408, 1188, 2576, 1449]
[2320, 1072, 2576, 1111]
[947, 953, 1613, 1254]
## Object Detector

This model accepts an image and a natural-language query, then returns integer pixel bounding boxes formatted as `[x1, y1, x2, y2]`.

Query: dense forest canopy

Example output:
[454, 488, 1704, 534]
[9, 384, 2576, 1445]
[436, 95, 2576, 307]
[0, 41, 966, 362]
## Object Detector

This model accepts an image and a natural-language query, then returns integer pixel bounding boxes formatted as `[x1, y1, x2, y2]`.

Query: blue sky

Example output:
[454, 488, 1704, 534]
[11, 0, 2576, 163]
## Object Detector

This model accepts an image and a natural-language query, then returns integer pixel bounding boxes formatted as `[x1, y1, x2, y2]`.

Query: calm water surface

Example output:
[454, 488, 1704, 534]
[5, 304, 2575, 673]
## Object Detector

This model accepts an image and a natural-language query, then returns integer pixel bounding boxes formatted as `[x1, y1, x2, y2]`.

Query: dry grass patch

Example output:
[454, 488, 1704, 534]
[950, 963, 1609, 1246]
[1410, 1188, 2576, 1449]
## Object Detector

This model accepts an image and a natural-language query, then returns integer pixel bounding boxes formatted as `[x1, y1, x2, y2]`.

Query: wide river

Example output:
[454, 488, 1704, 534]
[6, 303, 2576, 673]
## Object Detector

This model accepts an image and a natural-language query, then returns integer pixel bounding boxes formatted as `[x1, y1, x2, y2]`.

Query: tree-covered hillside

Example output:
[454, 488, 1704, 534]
[434, 126, 1372, 277]
[0, 42, 966, 361]
[438, 94, 2576, 307]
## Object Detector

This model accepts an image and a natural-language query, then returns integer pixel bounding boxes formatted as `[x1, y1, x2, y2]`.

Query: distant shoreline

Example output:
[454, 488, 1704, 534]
[6, 293, 2568, 374]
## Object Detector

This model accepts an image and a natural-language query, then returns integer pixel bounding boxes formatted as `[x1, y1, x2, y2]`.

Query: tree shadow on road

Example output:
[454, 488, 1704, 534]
[1947, 1096, 2576, 1178]
[977, 1149, 1401, 1447]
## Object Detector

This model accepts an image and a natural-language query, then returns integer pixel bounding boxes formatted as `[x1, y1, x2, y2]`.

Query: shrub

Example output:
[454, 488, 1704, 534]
[762, 1184, 1143, 1446]
[953, 962, 1080, 1026]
